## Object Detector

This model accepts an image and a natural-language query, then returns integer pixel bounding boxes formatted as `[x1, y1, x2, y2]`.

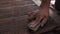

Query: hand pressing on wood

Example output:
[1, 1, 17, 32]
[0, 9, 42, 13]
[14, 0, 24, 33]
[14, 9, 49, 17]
[27, 0, 51, 31]
[28, 8, 49, 28]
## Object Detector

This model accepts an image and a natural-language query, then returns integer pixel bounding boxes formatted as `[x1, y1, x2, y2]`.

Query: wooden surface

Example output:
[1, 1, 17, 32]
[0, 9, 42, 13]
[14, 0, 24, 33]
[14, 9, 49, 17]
[0, 0, 60, 34]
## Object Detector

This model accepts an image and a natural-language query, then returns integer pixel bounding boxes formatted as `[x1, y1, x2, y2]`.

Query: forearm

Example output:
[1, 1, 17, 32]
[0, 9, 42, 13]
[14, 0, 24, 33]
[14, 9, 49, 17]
[40, 0, 51, 9]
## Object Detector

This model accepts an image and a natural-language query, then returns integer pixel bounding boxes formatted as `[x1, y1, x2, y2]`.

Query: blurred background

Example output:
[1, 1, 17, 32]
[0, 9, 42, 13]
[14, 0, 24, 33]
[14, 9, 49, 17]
[32, 0, 56, 6]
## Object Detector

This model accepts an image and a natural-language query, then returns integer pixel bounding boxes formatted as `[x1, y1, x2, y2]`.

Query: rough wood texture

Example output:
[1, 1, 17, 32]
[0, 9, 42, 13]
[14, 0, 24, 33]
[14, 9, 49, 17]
[0, 0, 60, 34]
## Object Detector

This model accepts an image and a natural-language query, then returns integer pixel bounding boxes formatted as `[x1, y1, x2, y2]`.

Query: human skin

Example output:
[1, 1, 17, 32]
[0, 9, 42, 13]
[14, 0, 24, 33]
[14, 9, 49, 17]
[28, 0, 51, 28]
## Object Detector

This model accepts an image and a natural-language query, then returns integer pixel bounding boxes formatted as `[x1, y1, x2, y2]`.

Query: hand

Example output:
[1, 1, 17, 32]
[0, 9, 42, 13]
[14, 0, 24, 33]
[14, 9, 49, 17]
[28, 8, 49, 27]
[37, 8, 49, 27]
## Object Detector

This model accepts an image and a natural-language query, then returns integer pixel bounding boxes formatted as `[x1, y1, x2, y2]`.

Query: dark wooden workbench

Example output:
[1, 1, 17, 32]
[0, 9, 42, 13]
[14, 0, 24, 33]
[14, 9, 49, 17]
[0, 0, 60, 34]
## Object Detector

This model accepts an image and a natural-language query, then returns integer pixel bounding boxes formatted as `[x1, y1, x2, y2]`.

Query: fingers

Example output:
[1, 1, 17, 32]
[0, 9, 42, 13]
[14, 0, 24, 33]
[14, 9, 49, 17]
[28, 11, 37, 20]
[35, 16, 43, 21]
[29, 21, 38, 28]
[29, 16, 44, 28]
[28, 16, 43, 28]
[40, 17, 48, 27]
[37, 14, 48, 27]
